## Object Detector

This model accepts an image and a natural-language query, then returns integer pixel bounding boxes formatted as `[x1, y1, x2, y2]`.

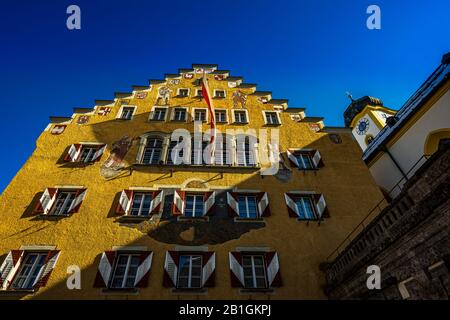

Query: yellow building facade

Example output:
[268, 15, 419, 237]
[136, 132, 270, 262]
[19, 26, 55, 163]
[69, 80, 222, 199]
[0, 64, 383, 300]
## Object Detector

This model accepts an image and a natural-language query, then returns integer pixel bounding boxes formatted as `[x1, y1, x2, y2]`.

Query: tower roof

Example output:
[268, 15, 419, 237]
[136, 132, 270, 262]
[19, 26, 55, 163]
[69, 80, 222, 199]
[343, 96, 384, 127]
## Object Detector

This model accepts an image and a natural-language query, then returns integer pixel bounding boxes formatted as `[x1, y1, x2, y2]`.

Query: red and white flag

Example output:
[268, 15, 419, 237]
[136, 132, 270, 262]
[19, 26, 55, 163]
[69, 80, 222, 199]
[201, 73, 216, 164]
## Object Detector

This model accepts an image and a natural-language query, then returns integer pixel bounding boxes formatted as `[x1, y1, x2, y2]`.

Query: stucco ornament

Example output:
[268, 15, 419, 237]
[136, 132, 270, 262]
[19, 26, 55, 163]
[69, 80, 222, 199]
[157, 86, 172, 105]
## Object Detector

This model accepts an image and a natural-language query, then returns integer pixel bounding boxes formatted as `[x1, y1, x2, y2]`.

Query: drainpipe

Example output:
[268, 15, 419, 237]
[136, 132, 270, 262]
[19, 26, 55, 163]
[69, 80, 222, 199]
[381, 145, 408, 180]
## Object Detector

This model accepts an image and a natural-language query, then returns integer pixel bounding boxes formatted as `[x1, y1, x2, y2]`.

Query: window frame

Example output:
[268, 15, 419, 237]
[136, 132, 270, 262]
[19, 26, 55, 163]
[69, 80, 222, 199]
[109, 253, 141, 289]
[237, 194, 258, 219]
[192, 108, 208, 123]
[141, 137, 164, 165]
[117, 105, 136, 120]
[177, 88, 190, 98]
[183, 193, 205, 218]
[293, 195, 318, 220]
[214, 109, 228, 123]
[176, 254, 203, 289]
[171, 107, 188, 122]
[213, 89, 226, 98]
[11, 252, 47, 290]
[242, 254, 268, 289]
[129, 192, 153, 217]
[232, 109, 249, 124]
[150, 106, 168, 121]
[49, 190, 78, 216]
[263, 111, 281, 125]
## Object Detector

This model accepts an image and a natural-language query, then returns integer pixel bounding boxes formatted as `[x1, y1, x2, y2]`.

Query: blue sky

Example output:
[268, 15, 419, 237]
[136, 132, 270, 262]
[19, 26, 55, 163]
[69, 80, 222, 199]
[0, 0, 449, 192]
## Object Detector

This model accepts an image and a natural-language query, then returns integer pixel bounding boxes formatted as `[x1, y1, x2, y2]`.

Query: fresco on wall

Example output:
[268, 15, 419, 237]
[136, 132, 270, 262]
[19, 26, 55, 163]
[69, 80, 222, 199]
[214, 74, 224, 81]
[51, 125, 66, 135]
[76, 115, 90, 125]
[157, 86, 172, 105]
[98, 107, 112, 116]
[134, 91, 147, 99]
[258, 96, 269, 103]
[274, 152, 293, 182]
[183, 73, 193, 79]
[100, 135, 135, 179]
[232, 90, 247, 109]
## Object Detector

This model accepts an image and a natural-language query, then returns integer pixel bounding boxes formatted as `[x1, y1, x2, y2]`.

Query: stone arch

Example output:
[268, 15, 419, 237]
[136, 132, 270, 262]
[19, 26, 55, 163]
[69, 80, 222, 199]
[424, 129, 450, 155]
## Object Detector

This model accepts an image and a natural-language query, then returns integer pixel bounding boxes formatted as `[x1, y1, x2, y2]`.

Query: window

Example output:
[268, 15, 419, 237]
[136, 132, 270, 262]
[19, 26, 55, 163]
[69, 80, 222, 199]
[177, 255, 202, 289]
[172, 108, 187, 121]
[234, 110, 248, 123]
[214, 90, 225, 98]
[242, 255, 267, 289]
[119, 106, 135, 120]
[178, 89, 189, 97]
[196, 89, 203, 97]
[12, 253, 47, 290]
[184, 194, 204, 218]
[238, 195, 258, 218]
[166, 139, 184, 165]
[152, 108, 167, 121]
[194, 109, 207, 122]
[50, 191, 77, 215]
[294, 196, 316, 220]
[79, 146, 98, 163]
[141, 138, 163, 164]
[130, 192, 153, 216]
[214, 139, 231, 165]
[191, 139, 208, 165]
[215, 110, 227, 123]
[295, 153, 313, 170]
[110, 254, 140, 289]
[264, 112, 280, 125]
[236, 136, 256, 166]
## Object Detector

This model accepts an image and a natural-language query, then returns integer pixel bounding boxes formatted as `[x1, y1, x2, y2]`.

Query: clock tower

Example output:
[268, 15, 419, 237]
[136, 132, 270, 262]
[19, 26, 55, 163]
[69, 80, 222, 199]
[343, 96, 397, 151]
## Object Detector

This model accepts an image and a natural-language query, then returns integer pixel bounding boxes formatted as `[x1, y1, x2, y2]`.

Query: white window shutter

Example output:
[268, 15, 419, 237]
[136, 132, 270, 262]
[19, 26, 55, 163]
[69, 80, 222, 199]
[39, 188, 58, 214]
[94, 251, 115, 288]
[227, 192, 239, 217]
[173, 190, 185, 216]
[203, 192, 216, 216]
[284, 193, 299, 217]
[312, 150, 322, 168]
[0, 250, 24, 290]
[117, 190, 133, 215]
[134, 251, 153, 288]
[315, 194, 327, 218]
[202, 252, 216, 287]
[229, 252, 244, 287]
[164, 251, 178, 287]
[93, 144, 107, 161]
[257, 192, 270, 217]
[251, 142, 259, 166]
[150, 190, 163, 215]
[265, 252, 282, 287]
[286, 149, 299, 167]
[33, 250, 60, 288]
[68, 188, 87, 213]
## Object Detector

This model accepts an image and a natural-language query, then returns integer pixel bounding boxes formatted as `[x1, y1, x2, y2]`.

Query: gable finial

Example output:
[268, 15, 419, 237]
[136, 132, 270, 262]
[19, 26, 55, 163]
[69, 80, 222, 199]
[346, 91, 355, 102]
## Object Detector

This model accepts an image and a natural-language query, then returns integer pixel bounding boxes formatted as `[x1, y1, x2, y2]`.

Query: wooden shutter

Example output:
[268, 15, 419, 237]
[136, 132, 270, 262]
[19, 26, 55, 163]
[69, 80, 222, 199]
[286, 149, 299, 167]
[227, 192, 239, 217]
[202, 252, 216, 287]
[163, 251, 179, 287]
[33, 250, 60, 288]
[64, 144, 82, 162]
[203, 192, 216, 216]
[93, 251, 116, 288]
[68, 188, 87, 213]
[116, 190, 133, 215]
[0, 250, 24, 289]
[34, 188, 58, 215]
[172, 190, 185, 216]
[265, 251, 282, 287]
[150, 190, 163, 215]
[256, 192, 270, 217]
[311, 150, 323, 168]
[229, 252, 244, 287]
[314, 193, 328, 218]
[284, 193, 299, 217]
[134, 251, 153, 288]
[92, 144, 107, 162]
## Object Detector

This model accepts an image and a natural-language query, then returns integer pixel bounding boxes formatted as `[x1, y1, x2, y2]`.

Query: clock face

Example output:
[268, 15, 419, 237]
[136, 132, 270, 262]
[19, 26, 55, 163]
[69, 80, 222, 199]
[356, 118, 370, 135]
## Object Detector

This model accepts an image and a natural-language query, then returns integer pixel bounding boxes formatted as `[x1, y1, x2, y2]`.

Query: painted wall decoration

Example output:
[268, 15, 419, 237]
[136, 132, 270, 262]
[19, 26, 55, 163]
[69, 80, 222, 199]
[258, 96, 269, 103]
[135, 91, 147, 99]
[157, 86, 172, 105]
[290, 114, 301, 122]
[309, 123, 321, 132]
[232, 90, 248, 109]
[76, 115, 90, 125]
[214, 74, 224, 81]
[228, 81, 237, 88]
[98, 107, 112, 116]
[183, 73, 194, 79]
[168, 79, 180, 85]
[329, 134, 342, 144]
[194, 68, 214, 74]
[100, 135, 135, 179]
[274, 152, 293, 182]
[51, 125, 66, 135]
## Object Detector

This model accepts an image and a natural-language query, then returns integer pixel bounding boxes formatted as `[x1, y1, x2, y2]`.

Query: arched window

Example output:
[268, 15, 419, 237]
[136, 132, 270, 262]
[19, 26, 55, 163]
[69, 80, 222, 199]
[166, 137, 185, 165]
[141, 137, 163, 164]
